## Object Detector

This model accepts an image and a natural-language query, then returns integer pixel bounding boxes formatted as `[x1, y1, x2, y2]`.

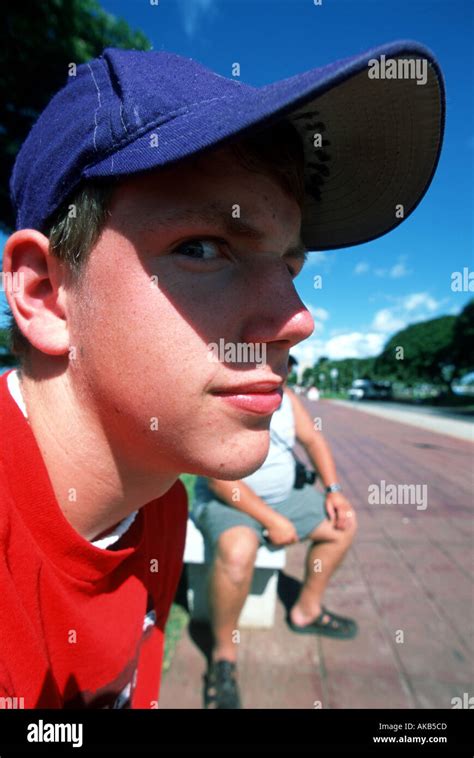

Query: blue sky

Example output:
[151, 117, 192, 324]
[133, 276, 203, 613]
[1, 0, 473, 368]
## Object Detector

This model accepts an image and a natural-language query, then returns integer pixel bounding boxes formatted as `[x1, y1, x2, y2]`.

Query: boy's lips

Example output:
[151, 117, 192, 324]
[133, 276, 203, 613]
[212, 380, 284, 394]
[211, 380, 284, 415]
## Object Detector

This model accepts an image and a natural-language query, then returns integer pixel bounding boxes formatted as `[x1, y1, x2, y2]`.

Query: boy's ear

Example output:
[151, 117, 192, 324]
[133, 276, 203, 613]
[3, 229, 71, 357]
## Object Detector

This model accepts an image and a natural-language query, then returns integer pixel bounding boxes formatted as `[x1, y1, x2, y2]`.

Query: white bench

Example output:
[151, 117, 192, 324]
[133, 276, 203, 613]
[184, 518, 286, 629]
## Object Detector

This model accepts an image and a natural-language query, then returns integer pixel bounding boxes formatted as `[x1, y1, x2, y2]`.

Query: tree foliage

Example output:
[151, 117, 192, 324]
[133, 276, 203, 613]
[311, 356, 376, 389]
[0, 326, 16, 366]
[1, 0, 150, 233]
[374, 315, 457, 384]
[449, 299, 474, 375]
[295, 304, 474, 391]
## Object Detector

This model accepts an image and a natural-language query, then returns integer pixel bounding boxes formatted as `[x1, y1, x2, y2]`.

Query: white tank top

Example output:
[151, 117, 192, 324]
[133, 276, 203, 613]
[242, 390, 296, 503]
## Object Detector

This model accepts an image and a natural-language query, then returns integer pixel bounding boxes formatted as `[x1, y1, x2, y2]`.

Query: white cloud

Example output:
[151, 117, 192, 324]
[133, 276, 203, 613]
[323, 332, 386, 359]
[389, 260, 411, 278]
[291, 331, 385, 365]
[177, 0, 215, 38]
[291, 338, 326, 368]
[372, 308, 407, 334]
[307, 305, 329, 321]
[402, 292, 439, 312]
[361, 255, 411, 279]
[371, 291, 445, 343]
[305, 251, 337, 272]
[291, 291, 447, 365]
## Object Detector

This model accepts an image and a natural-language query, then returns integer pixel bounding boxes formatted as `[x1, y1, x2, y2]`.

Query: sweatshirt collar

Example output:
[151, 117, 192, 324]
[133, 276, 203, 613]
[0, 369, 152, 583]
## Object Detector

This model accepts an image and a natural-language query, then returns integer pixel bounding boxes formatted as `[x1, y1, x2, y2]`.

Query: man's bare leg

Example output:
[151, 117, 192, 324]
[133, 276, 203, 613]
[289, 516, 357, 626]
[208, 526, 259, 662]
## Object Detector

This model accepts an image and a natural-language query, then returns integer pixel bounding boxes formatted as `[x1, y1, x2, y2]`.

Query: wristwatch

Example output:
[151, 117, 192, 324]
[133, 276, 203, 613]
[325, 483, 342, 494]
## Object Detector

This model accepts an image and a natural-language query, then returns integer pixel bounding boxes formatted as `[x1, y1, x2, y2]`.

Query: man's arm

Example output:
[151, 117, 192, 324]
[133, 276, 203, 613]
[284, 386, 338, 487]
[285, 387, 355, 530]
[206, 478, 276, 527]
[206, 478, 299, 546]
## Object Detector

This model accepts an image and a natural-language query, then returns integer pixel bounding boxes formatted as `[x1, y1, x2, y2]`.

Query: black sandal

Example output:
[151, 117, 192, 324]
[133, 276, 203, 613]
[287, 606, 358, 639]
[203, 660, 242, 709]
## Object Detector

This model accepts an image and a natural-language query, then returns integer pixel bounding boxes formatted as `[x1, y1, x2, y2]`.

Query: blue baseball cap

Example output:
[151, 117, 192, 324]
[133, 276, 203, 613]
[10, 40, 445, 251]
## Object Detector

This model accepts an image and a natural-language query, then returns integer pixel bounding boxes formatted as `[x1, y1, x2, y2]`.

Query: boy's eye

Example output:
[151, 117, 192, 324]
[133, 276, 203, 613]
[172, 238, 223, 260]
[286, 259, 303, 278]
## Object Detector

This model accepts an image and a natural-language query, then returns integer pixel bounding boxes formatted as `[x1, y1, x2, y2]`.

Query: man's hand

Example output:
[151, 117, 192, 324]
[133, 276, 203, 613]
[263, 512, 299, 546]
[325, 492, 355, 530]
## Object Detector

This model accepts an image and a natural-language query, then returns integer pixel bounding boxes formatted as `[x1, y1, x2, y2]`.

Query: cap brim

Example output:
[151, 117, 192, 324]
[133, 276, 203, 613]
[85, 40, 445, 251]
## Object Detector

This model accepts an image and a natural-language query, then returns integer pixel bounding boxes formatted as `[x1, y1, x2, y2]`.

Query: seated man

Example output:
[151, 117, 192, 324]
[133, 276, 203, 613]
[193, 356, 358, 709]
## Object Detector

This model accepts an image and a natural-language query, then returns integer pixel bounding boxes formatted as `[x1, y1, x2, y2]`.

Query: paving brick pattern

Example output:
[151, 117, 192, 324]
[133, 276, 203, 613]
[160, 400, 474, 709]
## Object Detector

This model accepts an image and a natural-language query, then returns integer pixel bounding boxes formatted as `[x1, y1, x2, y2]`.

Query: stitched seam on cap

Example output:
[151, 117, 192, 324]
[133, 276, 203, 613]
[87, 62, 103, 153]
[120, 103, 130, 135]
[83, 92, 246, 169]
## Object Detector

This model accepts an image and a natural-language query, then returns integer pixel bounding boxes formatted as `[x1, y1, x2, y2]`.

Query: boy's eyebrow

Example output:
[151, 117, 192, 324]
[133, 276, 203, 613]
[157, 204, 308, 262]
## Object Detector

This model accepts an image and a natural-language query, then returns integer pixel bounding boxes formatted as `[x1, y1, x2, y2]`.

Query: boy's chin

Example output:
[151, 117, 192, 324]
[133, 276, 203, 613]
[193, 448, 270, 481]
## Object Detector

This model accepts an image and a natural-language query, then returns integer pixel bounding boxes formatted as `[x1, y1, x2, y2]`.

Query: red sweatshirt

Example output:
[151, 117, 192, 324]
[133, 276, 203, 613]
[0, 369, 188, 709]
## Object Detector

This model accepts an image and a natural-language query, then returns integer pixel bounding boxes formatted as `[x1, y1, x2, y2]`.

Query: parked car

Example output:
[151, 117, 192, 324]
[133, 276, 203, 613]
[452, 371, 474, 396]
[348, 379, 392, 401]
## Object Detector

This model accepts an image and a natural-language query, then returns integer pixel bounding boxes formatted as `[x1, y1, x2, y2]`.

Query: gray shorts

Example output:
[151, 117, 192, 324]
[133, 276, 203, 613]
[192, 482, 328, 554]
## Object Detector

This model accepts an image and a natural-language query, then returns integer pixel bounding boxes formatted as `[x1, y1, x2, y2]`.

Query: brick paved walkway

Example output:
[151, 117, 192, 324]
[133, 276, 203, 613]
[160, 400, 474, 709]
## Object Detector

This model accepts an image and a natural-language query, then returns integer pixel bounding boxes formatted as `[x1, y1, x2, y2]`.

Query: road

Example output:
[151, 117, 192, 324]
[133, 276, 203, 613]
[330, 399, 473, 442]
[347, 399, 473, 420]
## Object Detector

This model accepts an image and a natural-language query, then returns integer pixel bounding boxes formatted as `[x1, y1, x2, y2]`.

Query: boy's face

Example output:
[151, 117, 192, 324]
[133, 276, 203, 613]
[68, 145, 314, 480]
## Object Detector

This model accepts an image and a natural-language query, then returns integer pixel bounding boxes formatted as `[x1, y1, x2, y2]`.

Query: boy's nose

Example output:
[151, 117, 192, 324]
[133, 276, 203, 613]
[278, 304, 315, 349]
[242, 289, 315, 353]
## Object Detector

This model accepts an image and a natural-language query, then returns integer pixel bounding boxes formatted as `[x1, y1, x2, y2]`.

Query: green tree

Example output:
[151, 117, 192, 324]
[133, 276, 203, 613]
[375, 315, 457, 385]
[0, 326, 16, 367]
[1, 0, 150, 232]
[302, 367, 315, 386]
[311, 356, 376, 390]
[449, 299, 474, 377]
